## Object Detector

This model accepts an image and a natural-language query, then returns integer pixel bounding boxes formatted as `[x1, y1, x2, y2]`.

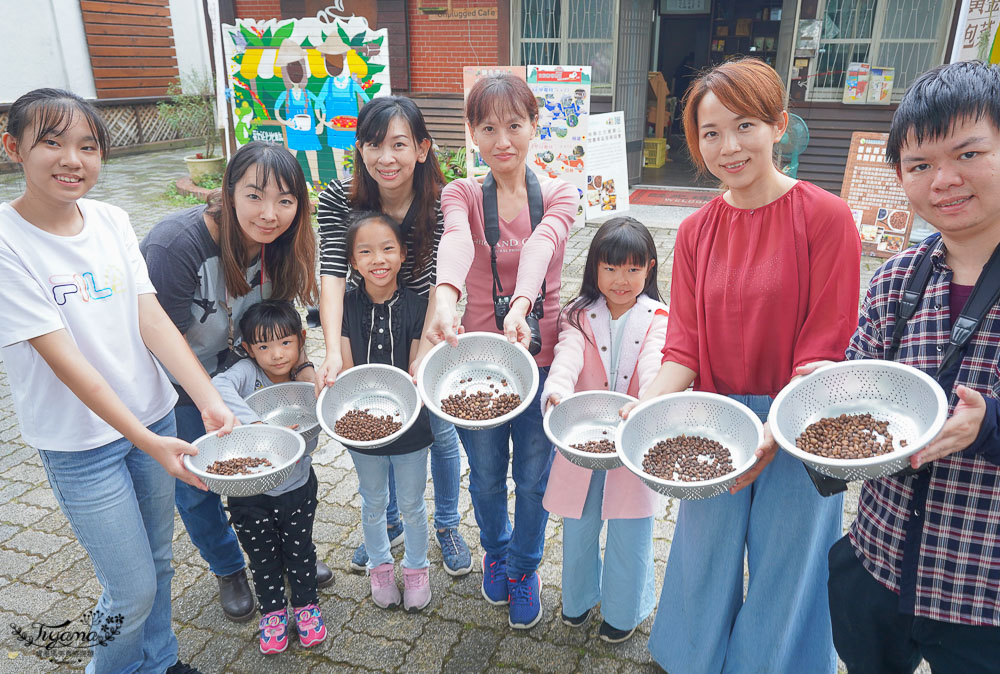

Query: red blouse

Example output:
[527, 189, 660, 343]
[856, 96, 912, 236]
[662, 180, 861, 396]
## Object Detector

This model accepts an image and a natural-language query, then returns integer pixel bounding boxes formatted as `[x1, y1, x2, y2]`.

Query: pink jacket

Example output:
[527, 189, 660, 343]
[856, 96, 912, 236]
[541, 294, 668, 520]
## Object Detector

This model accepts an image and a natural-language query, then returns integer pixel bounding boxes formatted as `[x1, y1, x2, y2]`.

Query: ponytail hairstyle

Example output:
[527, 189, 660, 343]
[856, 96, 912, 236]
[562, 217, 659, 342]
[5, 88, 110, 159]
[350, 96, 443, 279]
[205, 141, 318, 305]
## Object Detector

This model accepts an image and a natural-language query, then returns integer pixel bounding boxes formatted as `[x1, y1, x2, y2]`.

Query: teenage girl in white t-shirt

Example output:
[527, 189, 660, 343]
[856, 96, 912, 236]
[0, 88, 235, 674]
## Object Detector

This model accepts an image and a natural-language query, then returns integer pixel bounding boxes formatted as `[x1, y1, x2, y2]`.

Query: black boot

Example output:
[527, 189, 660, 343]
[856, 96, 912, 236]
[216, 568, 255, 622]
[317, 559, 335, 588]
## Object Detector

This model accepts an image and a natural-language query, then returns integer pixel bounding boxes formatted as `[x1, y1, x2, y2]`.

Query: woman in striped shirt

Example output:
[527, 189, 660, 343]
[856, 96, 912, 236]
[315, 96, 473, 576]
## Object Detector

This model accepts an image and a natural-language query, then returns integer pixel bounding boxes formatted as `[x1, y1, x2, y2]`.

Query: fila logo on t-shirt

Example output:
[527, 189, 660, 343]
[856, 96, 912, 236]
[49, 268, 121, 306]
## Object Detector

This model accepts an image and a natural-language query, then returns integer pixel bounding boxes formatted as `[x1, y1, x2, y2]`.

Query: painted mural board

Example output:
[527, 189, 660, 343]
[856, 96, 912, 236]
[840, 132, 914, 258]
[222, 16, 390, 191]
[585, 112, 629, 219]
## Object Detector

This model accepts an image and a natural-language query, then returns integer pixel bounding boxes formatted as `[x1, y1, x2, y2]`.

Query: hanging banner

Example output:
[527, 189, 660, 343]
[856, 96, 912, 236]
[952, 0, 1000, 63]
[585, 112, 630, 219]
[222, 16, 390, 190]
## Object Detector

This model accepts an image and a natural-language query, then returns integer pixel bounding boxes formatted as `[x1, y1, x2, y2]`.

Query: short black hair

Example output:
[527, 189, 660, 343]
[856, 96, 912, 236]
[6, 88, 110, 159]
[887, 61, 1000, 167]
[238, 300, 302, 347]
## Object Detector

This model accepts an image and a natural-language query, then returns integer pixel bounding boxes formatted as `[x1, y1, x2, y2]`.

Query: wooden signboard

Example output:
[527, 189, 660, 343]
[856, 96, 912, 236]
[840, 132, 914, 258]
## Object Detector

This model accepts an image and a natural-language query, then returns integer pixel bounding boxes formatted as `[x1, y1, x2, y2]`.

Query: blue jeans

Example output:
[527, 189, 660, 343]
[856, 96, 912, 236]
[350, 448, 430, 570]
[381, 414, 462, 530]
[648, 394, 843, 674]
[457, 367, 553, 578]
[173, 404, 245, 576]
[37, 414, 179, 674]
[561, 470, 656, 631]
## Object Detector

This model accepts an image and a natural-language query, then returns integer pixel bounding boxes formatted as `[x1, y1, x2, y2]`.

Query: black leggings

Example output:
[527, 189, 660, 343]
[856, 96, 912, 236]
[227, 468, 319, 614]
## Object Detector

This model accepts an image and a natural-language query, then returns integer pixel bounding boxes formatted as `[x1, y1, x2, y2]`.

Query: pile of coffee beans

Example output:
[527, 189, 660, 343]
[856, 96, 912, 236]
[206, 456, 273, 476]
[571, 439, 616, 454]
[796, 413, 895, 459]
[335, 409, 402, 442]
[441, 390, 522, 421]
[642, 435, 734, 482]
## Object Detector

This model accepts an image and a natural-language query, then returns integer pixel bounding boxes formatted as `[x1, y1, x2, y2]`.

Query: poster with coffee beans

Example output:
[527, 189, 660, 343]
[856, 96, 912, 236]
[840, 132, 915, 258]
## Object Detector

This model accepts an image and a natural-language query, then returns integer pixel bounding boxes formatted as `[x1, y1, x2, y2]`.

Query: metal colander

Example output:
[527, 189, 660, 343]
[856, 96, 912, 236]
[543, 391, 635, 470]
[316, 363, 421, 449]
[245, 382, 320, 448]
[416, 332, 539, 430]
[616, 392, 763, 500]
[769, 360, 948, 481]
[184, 425, 306, 497]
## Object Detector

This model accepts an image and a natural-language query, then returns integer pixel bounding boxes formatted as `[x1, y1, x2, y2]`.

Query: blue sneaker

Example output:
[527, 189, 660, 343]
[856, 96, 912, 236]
[481, 553, 509, 605]
[508, 572, 543, 629]
[436, 528, 473, 576]
[350, 521, 404, 572]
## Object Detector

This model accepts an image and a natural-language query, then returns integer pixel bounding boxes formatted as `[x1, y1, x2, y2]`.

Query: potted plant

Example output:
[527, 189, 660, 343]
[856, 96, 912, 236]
[158, 71, 225, 181]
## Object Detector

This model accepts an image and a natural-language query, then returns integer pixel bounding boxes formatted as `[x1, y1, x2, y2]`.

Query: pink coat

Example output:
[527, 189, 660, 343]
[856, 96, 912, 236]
[541, 294, 668, 520]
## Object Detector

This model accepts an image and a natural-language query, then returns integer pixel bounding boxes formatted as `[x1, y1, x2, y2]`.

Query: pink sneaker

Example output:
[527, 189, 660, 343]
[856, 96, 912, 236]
[369, 562, 401, 609]
[403, 566, 432, 613]
[293, 603, 327, 648]
[258, 609, 289, 654]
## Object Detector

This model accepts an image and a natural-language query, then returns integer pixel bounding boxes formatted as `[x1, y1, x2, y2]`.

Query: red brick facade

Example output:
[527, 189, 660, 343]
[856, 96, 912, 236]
[233, 0, 281, 21]
[407, 1, 500, 93]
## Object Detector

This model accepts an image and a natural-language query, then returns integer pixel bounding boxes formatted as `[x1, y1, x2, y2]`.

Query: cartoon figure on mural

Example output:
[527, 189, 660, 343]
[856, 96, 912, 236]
[274, 40, 323, 185]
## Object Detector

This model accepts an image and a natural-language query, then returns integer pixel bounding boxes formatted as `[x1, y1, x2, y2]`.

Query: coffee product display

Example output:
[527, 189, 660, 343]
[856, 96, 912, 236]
[642, 435, 735, 482]
[571, 438, 616, 454]
[206, 456, 274, 476]
[335, 409, 403, 442]
[795, 413, 897, 459]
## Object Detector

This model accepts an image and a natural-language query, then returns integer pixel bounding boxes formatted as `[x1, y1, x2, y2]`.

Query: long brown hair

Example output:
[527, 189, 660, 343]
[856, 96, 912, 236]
[349, 96, 443, 279]
[206, 142, 318, 305]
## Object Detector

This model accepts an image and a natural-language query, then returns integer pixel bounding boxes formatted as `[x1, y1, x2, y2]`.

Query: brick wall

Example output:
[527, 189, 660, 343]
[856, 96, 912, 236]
[233, 0, 281, 20]
[407, 1, 500, 93]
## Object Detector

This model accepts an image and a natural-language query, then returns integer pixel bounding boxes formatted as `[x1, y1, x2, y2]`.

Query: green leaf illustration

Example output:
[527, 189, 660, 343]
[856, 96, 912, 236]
[273, 22, 295, 41]
[337, 24, 351, 44]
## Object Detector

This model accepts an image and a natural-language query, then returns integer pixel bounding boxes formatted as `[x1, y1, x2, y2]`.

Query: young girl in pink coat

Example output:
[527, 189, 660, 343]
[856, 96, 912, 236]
[542, 217, 667, 643]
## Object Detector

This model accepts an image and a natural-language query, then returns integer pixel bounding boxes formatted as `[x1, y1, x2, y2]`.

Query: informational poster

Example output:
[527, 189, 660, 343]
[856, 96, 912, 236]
[585, 112, 629, 219]
[866, 67, 894, 104]
[842, 62, 870, 104]
[951, 0, 1000, 63]
[222, 16, 390, 190]
[840, 133, 915, 258]
[462, 66, 527, 179]
[527, 65, 590, 226]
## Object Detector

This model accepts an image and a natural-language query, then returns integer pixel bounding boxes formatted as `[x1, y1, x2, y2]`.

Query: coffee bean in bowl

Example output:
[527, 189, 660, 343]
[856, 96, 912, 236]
[642, 435, 735, 482]
[571, 439, 616, 454]
[206, 456, 274, 476]
[334, 409, 403, 442]
[440, 390, 523, 421]
[795, 413, 895, 459]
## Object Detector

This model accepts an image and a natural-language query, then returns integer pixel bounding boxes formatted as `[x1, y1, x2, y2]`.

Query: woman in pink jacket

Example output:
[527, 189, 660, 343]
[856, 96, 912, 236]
[542, 217, 667, 643]
[424, 72, 578, 630]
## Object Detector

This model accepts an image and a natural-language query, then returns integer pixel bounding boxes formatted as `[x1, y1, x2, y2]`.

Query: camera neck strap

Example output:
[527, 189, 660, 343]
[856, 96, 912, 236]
[482, 168, 546, 306]
[887, 232, 1000, 387]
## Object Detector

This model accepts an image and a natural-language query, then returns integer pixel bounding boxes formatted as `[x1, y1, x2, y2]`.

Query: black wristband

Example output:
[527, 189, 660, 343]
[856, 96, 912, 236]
[291, 361, 315, 379]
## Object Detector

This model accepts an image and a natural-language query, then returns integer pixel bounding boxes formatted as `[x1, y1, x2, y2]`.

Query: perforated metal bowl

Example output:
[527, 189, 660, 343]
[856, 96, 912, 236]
[543, 391, 635, 470]
[416, 332, 540, 430]
[316, 363, 421, 449]
[245, 382, 320, 448]
[617, 392, 764, 500]
[769, 360, 948, 481]
[184, 425, 306, 497]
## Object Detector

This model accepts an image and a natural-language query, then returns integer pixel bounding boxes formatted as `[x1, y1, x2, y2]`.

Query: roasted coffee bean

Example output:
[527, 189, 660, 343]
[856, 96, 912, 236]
[335, 409, 402, 442]
[571, 439, 616, 454]
[795, 413, 895, 459]
[642, 435, 734, 482]
[440, 389, 523, 421]
[206, 456, 273, 476]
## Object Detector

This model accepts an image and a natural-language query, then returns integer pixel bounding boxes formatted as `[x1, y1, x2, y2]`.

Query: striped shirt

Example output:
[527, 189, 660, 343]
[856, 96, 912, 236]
[845, 235, 1000, 626]
[316, 177, 443, 298]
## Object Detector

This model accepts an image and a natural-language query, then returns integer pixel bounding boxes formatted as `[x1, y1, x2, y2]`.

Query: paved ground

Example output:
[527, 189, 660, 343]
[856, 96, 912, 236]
[0, 148, 892, 673]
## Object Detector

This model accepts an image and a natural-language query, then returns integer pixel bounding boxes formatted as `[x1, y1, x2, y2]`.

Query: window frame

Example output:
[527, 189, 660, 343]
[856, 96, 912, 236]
[805, 0, 955, 102]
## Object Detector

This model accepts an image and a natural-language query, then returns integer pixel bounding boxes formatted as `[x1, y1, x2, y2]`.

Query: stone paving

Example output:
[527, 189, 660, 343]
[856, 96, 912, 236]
[0, 147, 896, 673]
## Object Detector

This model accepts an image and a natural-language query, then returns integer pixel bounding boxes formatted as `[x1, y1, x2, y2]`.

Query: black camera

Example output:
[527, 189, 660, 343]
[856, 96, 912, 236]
[493, 293, 544, 356]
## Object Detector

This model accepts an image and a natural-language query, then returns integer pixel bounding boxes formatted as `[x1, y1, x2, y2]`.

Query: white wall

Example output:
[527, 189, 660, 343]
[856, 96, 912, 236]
[1, 0, 96, 104]
[169, 0, 213, 93]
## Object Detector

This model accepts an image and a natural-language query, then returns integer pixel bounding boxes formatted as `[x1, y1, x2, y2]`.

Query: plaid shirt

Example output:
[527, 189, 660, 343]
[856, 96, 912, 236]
[846, 235, 1000, 626]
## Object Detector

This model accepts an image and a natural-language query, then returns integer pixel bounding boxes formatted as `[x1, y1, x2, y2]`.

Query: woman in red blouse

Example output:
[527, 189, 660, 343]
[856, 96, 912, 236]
[632, 59, 861, 672]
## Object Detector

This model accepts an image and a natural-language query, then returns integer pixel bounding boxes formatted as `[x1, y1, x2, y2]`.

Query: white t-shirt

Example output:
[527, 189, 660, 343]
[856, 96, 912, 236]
[0, 199, 177, 451]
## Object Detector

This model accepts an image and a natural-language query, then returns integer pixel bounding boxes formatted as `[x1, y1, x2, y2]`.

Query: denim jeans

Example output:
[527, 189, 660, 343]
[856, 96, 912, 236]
[349, 448, 430, 570]
[561, 470, 656, 631]
[456, 367, 553, 578]
[173, 404, 246, 576]
[648, 394, 843, 674]
[38, 413, 179, 674]
[381, 414, 462, 530]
